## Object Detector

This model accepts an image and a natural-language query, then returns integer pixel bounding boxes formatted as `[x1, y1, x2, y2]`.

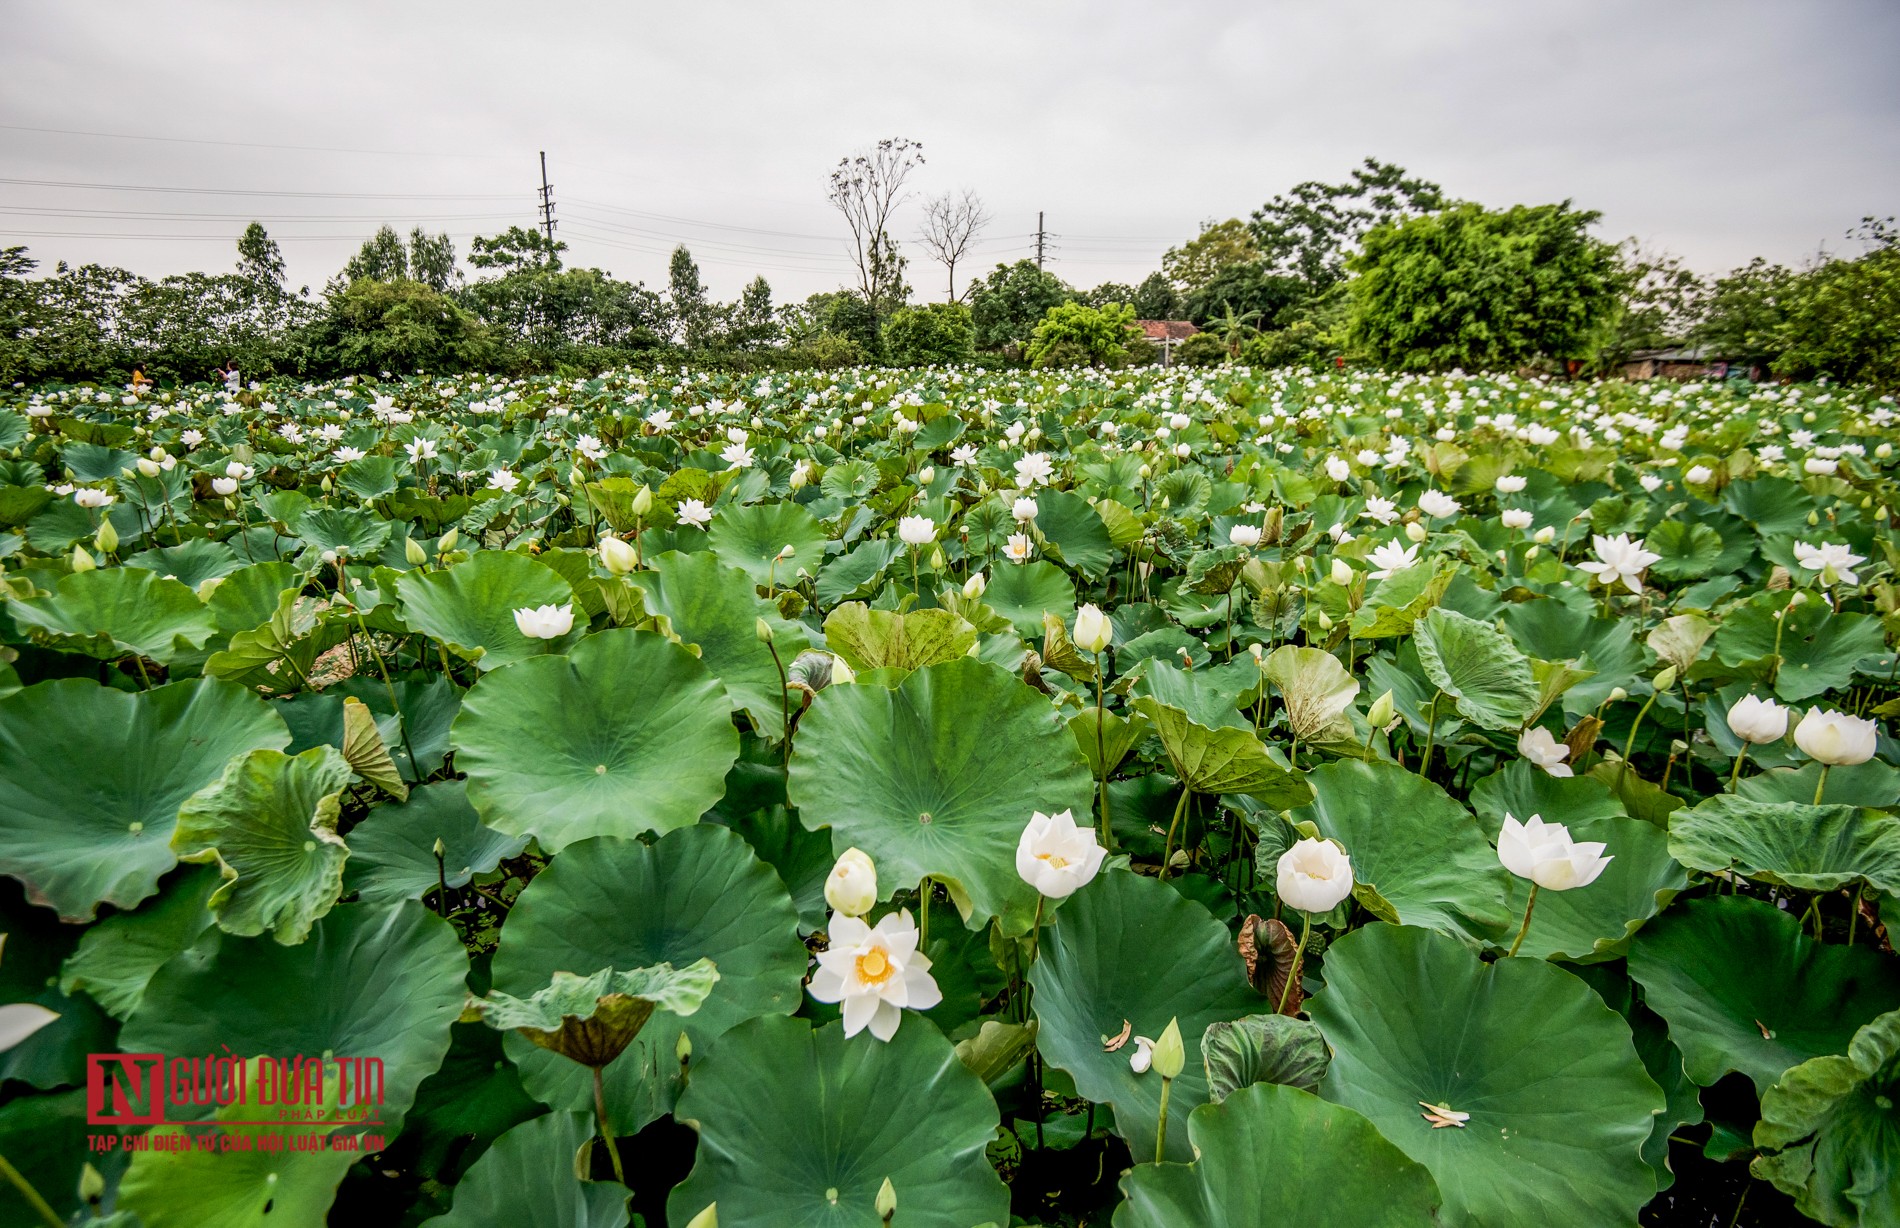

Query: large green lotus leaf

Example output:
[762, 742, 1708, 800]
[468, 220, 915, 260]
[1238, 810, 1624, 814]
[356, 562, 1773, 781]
[1413, 607, 1538, 731]
[295, 504, 392, 558]
[630, 549, 810, 738]
[1753, 1007, 1900, 1227]
[1034, 488, 1114, 576]
[1261, 645, 1359, 743]
[60, 865, 220, 1019]
[1627, 895, 1900, 1094]
[480, 960, 719, 1066]
[7, 567, 216, 664]
[1469, 759, 1626, 831]
[1670, 796, 1900, 893]
[1310, 923, 1663, 1227]
[1289, 760, 1512, 942]
[823, 601, 979, 673]
[123, 537, 243, 589]
[1491, 813, 1686, 962]
[452, 629, 739, 852]
[788, 657, 1094, 931]
[429, 1111, 629, 1228]
[0, 678, 290, 920]
[397, 550, 579, 670]
[1713, 596, 1887, 703]
[121, 901, 467, 1125]
[1135, 658, 1252, 731]
[117, 1056, 356, 1228]
[170, 745, 353, 945]
[1571, 963, 1706, 1194]
[667, 1016, 1009, 1228]
[1739, 759, 1900, 809]
[491, 826, 808, 1134]
[1028, 870, 1262, 1163]
[1499, 600, 1643, 715]
[982, 559, 1077, 636]
[202, 561, 303, 637]
[344, 781, 528, 905]
[1201, 1013, 1330, 1100]
[1135, 698, 1312, 809]
[706, 499, 828, 586]
[1113, 1083, 1442, 1228]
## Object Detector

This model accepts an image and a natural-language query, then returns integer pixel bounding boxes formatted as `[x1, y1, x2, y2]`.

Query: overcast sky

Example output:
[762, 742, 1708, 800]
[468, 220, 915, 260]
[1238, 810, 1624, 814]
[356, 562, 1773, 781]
[3, 0, 1896, 303]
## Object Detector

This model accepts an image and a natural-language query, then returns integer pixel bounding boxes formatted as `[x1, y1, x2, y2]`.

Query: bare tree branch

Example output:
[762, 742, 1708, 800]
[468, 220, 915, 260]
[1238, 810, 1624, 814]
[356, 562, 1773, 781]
[826, 138, 924, 310]
[918, 189, 992, 302]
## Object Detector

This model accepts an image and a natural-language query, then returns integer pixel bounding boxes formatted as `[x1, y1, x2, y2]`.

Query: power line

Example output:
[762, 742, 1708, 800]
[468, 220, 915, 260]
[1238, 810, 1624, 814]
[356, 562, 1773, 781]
[0, 205, 523, 223]
[0, 176, 521, 201]
[0, 122, 513, 160]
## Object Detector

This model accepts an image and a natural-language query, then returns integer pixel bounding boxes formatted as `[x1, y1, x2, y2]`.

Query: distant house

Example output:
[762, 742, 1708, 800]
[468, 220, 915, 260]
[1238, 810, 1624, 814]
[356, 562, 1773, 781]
[1137, 320, 1199, 366]
[1622, 346, 1761, 382]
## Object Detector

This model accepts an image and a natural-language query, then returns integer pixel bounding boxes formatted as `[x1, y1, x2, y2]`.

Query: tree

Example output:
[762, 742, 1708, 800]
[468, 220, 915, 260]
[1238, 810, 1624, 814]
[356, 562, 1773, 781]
[668, 245, 713, 349]
[1251, 158, 1445, 293]
[1083, 282, 1137, 309]
[468, 226, 566, 274]
[343, 226, 410, 283]
[1183, 261, 1306, 329]
[1161, 219, 1257, 296]
[1691, 257, 1797, 366]
[1132, 272, 1184, 321]
[1776, 243, 1900, 387]
[299, 277, 495, 376]
[1205, 302, 1262, 358]
[967, 259, 1072, 356]
[235, 223, 285, 289]
[917, 189, 990, 302]
[1027, 301, 1138, 368]
[1592, 242, 1703, 369]
[1347, 201, 1619, 371]
[827, 138, 924, 320]
[884, 302, 974, 365]
[727, 276, 779, 350]
[408, 229, 459, 292]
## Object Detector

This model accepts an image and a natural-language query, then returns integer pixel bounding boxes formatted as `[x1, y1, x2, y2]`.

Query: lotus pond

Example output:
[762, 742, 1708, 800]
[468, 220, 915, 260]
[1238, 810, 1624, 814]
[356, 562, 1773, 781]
[0, 363, 1897, 1227]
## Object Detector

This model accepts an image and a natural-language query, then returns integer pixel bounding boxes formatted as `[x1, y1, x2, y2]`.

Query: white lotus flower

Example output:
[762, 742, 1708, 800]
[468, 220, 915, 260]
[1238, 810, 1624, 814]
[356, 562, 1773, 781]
[0, 1003, 60, 1052]
[1793, 541, 1865, 587]
[897, 515, 935, 546]
[824, 848, 878, 917]
[1497, 813, 1611, 890]
[1794, 707, 1878, 766]
[1276, 837, 1355, 912]
[72, 489, 114, 509]
[1005, 533, 1034, 563]
[1500, 509, 1533, 530]
[1011, 496, 1039, 523]
[405, 438, 438, 463]
[1517, 726, 1573, 778]
[1326, 456, 1351, 482]
[1014, 452, 1054, 486]
[1016, 809, 1107, 899]
[211, 477, 239, 497]
[677, 498, 712, 528]
[335, 446, 366, 463]
[1417, 490, 1461, 519]
[598, 536, 638, 576]
[951, 444, 978, 465]
[487, 469, 521, 493]
[1577, 534, 1662, 594]
[1361, 496, 1399, 525]
[512, 603, 574, 640]
[1495, 474, 1527, 493]
[720, 442, 755, 470]
[1726, 695, 1789, 745]
[1229, 524, 1262, 547]
[1073, 604, 1111, 654]
[807, 910, 941, 1041]
[1366, 540, 1419, 579]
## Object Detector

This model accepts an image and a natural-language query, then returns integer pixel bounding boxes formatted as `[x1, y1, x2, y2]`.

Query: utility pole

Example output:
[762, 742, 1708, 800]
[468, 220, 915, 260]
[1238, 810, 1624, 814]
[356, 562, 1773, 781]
[1035, 211, 1046, 269]
[537, 151, 557, 244]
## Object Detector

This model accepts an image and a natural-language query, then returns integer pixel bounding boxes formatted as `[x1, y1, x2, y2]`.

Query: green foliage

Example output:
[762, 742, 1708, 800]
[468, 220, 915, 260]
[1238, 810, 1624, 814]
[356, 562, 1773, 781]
[1027, 300, 1138, 368]
[1777, 242, 1900, 388]
[883, 301, 975, 365]
[969, 259, 1074, 354]
[1250, 157, 1446, 293]
[1348, 201, 1621, 370]
[301, 277, 497, 376]
[1161, 219, 1260, 296]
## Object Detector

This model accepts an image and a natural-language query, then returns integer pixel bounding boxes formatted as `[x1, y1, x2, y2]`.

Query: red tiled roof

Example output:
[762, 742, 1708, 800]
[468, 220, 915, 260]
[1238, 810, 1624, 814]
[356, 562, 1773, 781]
[1137, 320, 1199, 341]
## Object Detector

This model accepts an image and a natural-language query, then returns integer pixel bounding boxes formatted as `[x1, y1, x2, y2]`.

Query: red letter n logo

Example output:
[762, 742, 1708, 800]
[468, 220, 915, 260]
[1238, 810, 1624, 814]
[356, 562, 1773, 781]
[87, 1054, 165, 1126]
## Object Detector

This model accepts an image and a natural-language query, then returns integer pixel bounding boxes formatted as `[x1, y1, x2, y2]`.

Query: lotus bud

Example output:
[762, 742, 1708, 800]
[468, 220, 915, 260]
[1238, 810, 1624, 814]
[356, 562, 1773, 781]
[1367, 689, 1395, 730]
[432, 837, 446, 858]
[1316, 611, 1334, 631]
[1073, 603, 1112, 653]
[1249, 642, 1264, 660]
[599, 535, 637, 575]
[917, 466, 935, 485]
[1404, 520, 1428, 543]
[569, 466, 586, 487]
[1330, 557, 1353, 587]
[136, 457, 161, 478]
[1607, 686, 1629, 703]
[963, 571, 987, 600]
[755, 617, 775, 644]
[929, 546, 947, 572]
[683, 1205, 717, 1228]
[1525, 545, 1540, 560]
[439, 528, 460, 553]
[405, 537, 429, 566]
[94, 519, 118, 554]
[631, 485, 655, 517]
[1151, 1017, 1185, 1080]
[676, 1031, 692, 1065]
[78, 1163, 104, 1204]
[1653, 666, 1678, 692]
[72, 545, 96, 572]
[1534, 526, 1555, 544]
[825, 848, 877, 917]
[876, 1178, 897, 1223]
[321, 549, 339, 565]
[775, 543, 796, 561]
[321, 476, 333, 494]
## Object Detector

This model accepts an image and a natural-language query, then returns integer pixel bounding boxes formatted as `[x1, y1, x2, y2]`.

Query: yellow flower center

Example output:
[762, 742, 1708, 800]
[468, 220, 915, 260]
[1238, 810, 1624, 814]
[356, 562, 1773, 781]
[855, 947, 892, 985]
[1037, 852, 1070, 869]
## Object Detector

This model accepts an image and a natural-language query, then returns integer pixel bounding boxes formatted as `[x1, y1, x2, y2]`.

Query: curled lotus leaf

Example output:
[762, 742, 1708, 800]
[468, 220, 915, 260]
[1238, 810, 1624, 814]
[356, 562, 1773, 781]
[477, 959, 719, 1068]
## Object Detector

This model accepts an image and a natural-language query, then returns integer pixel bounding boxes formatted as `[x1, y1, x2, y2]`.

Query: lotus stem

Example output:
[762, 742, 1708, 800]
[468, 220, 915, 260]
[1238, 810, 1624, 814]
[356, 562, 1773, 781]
[593, 1067, 627, 1186]
[1729, 746, 1748, 791]
[1277, 911, 1312, 1015]
[1154, 1076, 1173, 1165]
[919, 878, 930, 948]
[433, 845, 449, 920]
[1617, 692, 1658, 791]
[1506, 883, 1541, 959]
[1159, 785, 1192, 881]
[1420, 692, 1442, 778]
[0, 1151, 62, 1228]
[1850, 882, 1863, 946]
[764, 635, 790, 764]
[1094, 656, 1113, 850]
[1814, 765, 1831, 806]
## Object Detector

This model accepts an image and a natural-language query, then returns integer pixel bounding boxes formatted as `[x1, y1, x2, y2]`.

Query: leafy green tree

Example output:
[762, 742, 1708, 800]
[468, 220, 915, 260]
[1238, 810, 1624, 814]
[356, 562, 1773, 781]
[1083, 282, 1137, 309]
[1776, 242, 1900, 387]
[235, 223, 285, 289]
[725, 276, 779, 350]
[461, 265, 664, 368]
[1132, 272, 1183, 321]
[1161, 219, 1258, 296]
[1251, 158, 1445, 294]
[1205, 303, 1262, 358]
[668, 246, 714, 349]
[1593, 242, 1703, 369]
[1174, 331, 1229, 366]
[884, 302, 975, 365]
[968, 260, 1072, 356]
[469, 226, 566, 274]
[1347, 201, 1619, 371]
[1691, 257, 1797, 367]
[407, 229, 460, 293]
[343, 226, 410, 284]
[1026, 300, 1137, 368]
[827, 137, 924, 326]
[299, 278, 495, 376]
[1183, 262, 1306, 329]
